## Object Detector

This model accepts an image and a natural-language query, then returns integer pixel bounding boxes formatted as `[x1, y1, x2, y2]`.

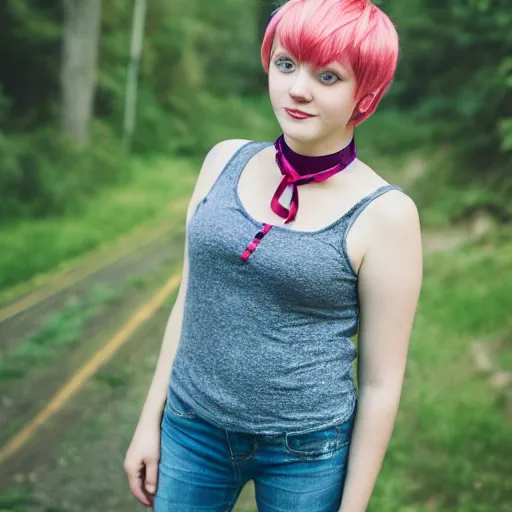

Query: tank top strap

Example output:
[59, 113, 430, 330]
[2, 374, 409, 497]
[343, 183, 404, 230]
[208, 140, 272, 199]
[197, 140, 272, 207]
[228, 140, 273, 180]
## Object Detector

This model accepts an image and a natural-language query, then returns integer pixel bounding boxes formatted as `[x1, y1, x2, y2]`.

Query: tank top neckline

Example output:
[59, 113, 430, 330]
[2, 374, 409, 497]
[232, 141, 398, 236]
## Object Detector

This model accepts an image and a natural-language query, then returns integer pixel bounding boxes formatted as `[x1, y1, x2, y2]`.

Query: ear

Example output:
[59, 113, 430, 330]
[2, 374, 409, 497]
[358, 92, 376, 114]
[347, 92, 377, 126]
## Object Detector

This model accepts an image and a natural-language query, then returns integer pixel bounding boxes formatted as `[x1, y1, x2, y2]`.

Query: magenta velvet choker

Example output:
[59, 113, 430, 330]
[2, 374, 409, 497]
[271, 134, 357, 224]
[240, 134, 357, 262]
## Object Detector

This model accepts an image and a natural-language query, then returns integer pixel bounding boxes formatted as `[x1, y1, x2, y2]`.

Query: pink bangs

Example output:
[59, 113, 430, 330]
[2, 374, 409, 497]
[261, 0, 400, 124]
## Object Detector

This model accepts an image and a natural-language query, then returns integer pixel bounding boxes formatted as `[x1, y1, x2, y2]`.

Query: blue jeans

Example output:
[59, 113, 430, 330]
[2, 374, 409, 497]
[154, 387, 356, 512]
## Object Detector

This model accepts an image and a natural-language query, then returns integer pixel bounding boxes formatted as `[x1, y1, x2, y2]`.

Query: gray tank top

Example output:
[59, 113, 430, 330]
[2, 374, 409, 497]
[169, 141, 404, 434]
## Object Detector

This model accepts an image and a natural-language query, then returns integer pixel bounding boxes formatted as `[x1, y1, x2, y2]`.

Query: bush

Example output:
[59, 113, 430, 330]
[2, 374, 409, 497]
[132, 91, 278, 156]
[0, 123, 128, 221]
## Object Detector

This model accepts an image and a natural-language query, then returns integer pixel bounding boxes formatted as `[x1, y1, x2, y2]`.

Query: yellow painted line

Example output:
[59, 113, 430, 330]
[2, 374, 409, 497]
[0, 199, 188, 324]
[0, 271, 182, 465]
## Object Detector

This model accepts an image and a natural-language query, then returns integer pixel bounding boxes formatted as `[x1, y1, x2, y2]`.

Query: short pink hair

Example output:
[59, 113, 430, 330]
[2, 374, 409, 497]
[261, 0, 400, 125]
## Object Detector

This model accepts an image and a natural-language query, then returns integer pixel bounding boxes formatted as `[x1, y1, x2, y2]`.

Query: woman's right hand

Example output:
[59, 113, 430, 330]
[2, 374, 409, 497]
[124, 420, 161, 507]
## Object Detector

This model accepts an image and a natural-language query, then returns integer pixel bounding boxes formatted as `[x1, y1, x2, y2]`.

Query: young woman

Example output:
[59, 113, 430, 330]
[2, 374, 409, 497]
[124, 0, 423, 510]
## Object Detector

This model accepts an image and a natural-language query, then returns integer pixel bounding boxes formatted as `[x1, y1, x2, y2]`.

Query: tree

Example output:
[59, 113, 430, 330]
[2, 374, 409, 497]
[122, 0, 147, 152]
[60, 0, 102, 147]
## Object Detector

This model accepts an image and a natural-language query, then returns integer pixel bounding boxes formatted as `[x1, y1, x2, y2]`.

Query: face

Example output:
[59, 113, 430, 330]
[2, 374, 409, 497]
[268, 40, 358, 154]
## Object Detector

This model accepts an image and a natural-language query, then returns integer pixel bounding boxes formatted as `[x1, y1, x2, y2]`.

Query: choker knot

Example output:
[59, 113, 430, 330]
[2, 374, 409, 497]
[271, 134, 357, 224]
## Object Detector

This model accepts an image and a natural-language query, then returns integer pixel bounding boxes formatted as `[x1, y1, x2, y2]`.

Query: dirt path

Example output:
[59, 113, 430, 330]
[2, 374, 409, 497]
[0, 224, 186, 447]
[422, 226, 475, 255]
[0, 281, 257, 512]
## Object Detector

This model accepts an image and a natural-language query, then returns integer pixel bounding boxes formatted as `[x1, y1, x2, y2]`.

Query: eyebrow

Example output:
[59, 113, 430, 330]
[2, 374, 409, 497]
[272, 48, 350, 75]
[271, 45, 287, 58]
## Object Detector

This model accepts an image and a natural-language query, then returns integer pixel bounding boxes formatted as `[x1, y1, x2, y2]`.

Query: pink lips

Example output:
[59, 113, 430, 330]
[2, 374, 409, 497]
[285, 108, 315, 120]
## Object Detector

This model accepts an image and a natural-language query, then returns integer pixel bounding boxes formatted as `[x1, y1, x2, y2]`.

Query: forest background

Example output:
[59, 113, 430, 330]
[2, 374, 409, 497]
[0, 2, 511, 511]
[0, 0, 510, 227]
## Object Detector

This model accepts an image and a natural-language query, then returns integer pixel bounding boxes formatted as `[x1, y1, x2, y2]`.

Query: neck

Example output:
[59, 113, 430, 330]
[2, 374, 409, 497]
[271, 129, 357, 223]
[282, 128, 355, 157]
[277, 130, 356, 176]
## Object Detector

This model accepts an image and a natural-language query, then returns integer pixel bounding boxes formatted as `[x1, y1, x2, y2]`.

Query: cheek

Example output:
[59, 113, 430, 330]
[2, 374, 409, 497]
[268, 70, 287, 104]
[318, 90, 357, 124]
[320, 99, 348, 122]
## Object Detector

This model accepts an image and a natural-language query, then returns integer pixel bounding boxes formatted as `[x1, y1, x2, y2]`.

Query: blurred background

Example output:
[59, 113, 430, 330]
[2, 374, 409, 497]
[0, 0, 510, 510]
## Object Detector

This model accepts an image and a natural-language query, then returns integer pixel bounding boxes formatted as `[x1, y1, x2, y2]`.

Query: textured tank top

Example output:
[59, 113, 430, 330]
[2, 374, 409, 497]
[168, 141, 404, 434]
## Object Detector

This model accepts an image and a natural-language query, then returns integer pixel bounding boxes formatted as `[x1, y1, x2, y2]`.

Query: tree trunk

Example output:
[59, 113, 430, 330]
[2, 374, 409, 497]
[122, 0, 147, 153]
[60, 0, 102, 148]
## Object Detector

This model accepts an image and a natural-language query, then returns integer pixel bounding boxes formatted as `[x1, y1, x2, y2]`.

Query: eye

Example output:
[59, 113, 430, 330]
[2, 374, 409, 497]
[274, 56, 295, 73]
[318, 71, 340, 85]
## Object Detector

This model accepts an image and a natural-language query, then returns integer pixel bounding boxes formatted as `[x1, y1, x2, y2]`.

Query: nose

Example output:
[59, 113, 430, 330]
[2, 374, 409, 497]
[288, 68, 313, 103]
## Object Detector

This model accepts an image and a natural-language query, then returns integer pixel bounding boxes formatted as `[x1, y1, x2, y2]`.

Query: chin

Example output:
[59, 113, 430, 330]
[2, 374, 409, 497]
[278, 122, 320, 142]
[281, 128, 323, 145]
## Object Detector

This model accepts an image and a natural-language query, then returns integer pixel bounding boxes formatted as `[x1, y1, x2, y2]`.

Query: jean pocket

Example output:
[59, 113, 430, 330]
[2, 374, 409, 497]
[285, 412, 355, 460]
[165, 387, 198, 419]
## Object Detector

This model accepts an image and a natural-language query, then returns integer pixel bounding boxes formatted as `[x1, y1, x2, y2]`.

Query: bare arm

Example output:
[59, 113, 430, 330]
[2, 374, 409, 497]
[339, 192, 423, 511]
[135, 230, 190, 428]
[125, 139, 250, 506]
[135, 139, 250, 430]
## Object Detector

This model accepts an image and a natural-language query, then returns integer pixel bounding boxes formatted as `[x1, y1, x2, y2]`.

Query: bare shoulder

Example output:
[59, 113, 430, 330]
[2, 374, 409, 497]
[356, 159, 420, 231]
[364, 187, 421, 257]
[374, 188, 419, 227]
[361, 186, 422, 273]
[204, 139, 252, 173]
[349, 160, 422, 269]
[187, 139, 251, 214]
[374, 189, 419, 224]
[357, 184, 423, 305]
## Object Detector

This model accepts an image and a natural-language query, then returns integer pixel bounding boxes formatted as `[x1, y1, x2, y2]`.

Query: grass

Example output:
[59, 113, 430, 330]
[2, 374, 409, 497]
[0, 490, 39, 511]
[0, 94, 279, 296]
[0, 103, 436, 297]
[0, 283, 118, 386]
[368, 230, 512, 511]
[0, 105, 510, 509]
[0, 155, 198, 292]
[0, 105, 474, 297]
[1, 230, 509, 511]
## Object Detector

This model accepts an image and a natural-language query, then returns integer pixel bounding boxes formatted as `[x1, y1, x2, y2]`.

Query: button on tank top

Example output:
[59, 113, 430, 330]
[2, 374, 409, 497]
[168, 141, 404, 434]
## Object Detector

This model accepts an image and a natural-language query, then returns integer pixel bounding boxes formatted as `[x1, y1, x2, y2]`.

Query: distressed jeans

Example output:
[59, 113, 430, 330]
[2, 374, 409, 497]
[153, 387, 356, 512]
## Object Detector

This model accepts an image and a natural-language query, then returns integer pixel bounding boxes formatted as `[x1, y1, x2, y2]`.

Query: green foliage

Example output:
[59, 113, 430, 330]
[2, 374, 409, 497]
[385, 0, 512, 216]
[98, 0, 263, 152]
[0, 0, 268, 221]
[0, 155, 197, 289]
[0, 284, 118, 384]
[132, 91, 277, 155]
[499, 117, 512, 152]
[0, 0, 511, 225]
[0, 490, 39, 511]
[0, 1, 61, 127]
[0, 124, 128, 220]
